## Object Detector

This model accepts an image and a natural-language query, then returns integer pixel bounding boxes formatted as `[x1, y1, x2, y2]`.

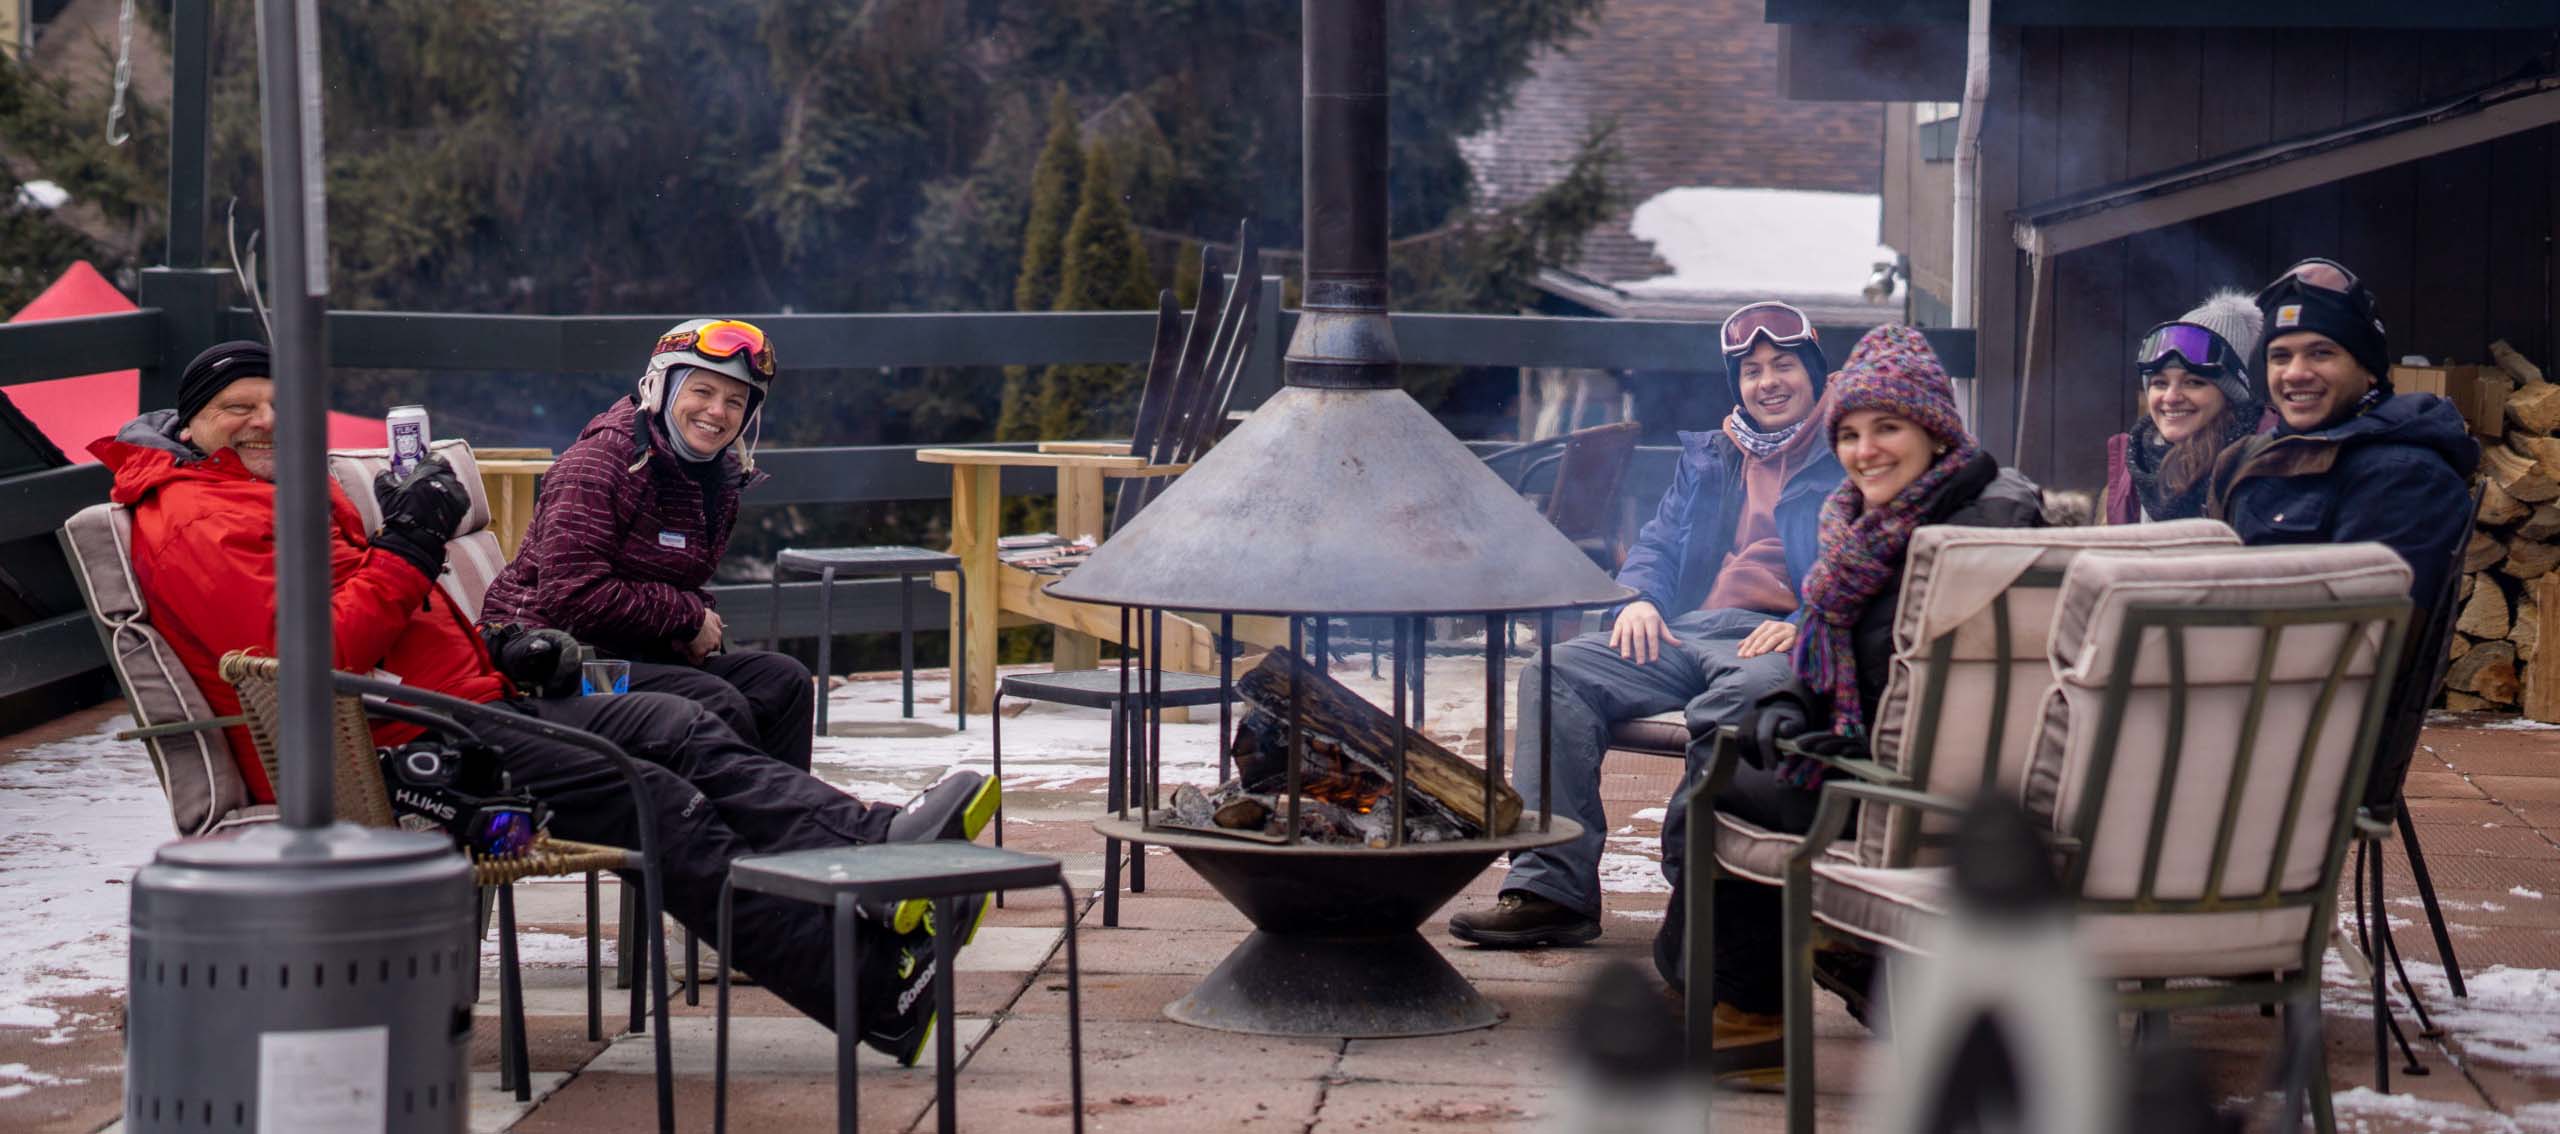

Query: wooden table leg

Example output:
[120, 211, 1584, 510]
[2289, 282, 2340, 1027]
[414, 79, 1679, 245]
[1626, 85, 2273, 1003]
[1052, 465, 1106, 672]
[949, 465, 1000, 716]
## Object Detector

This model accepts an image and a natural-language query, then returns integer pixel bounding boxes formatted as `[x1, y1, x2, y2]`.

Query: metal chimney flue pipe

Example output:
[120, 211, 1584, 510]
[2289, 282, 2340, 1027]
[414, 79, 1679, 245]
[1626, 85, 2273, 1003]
[1285, 0, 1398, 390]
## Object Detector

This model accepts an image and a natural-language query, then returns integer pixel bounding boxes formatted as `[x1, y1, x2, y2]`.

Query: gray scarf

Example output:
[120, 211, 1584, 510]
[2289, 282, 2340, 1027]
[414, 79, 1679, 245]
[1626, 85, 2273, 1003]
[1724, 406, 1805, 460]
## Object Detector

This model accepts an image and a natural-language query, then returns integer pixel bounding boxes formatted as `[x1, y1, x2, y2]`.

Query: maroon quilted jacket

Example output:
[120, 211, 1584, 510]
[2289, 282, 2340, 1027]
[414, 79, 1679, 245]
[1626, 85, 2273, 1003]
[480, 398, 765, 660]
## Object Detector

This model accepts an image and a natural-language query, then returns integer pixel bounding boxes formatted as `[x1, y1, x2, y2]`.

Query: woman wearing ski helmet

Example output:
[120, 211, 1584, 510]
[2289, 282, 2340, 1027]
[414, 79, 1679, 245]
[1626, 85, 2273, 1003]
[479, 319, 819, 769]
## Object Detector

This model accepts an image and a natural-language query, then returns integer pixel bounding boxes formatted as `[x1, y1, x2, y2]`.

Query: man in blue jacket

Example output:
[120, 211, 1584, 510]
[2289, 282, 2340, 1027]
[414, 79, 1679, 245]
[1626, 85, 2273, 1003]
[2211, 259, 2479, 813]
[2211, 260, 2477, 614]
[1451, 302, 1845, 947]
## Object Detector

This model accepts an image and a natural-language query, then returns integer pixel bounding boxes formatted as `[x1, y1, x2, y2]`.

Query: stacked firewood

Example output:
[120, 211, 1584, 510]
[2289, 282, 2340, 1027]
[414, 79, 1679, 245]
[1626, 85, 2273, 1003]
[2446, 342, 2560, 720]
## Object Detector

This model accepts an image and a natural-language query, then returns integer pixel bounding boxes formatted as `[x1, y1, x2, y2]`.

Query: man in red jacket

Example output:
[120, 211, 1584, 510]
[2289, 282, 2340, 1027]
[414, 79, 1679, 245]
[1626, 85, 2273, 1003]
[91, 342, 998, 1065]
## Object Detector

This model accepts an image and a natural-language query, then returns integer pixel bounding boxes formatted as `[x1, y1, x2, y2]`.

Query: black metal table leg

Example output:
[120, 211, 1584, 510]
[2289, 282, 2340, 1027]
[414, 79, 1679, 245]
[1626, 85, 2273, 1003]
[994, 689, 1007, 910]
[935, 895, 960, 1134]
[816, 566, 837, 735]
[585, 871, 602, 1042]
[901, 572, 917, 718]
[714, 878, 736, 1134]
[836, 894, 860, 1134]
[1103, 692, 1124, 928]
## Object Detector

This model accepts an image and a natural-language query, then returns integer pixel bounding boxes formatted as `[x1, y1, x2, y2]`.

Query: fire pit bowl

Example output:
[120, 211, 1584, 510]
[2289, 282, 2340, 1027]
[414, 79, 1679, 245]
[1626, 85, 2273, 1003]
[1095, 814, 1580, 1037]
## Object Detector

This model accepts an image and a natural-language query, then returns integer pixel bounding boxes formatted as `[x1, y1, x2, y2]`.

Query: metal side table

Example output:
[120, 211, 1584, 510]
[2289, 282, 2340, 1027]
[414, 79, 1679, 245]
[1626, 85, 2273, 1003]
[713, 842, 1082, 1134]
[772, 546, 966, 732]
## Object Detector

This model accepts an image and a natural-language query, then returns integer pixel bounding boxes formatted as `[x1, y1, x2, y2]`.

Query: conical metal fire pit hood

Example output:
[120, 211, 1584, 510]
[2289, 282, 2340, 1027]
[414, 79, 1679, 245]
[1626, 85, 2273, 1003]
[1044, 383, 1630, 615]
[1044, 0, 1629, 618]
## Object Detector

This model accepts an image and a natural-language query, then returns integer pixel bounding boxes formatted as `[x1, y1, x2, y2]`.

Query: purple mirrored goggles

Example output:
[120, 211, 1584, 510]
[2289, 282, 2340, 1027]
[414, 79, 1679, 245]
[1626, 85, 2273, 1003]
[2136, 322, 2240, 379]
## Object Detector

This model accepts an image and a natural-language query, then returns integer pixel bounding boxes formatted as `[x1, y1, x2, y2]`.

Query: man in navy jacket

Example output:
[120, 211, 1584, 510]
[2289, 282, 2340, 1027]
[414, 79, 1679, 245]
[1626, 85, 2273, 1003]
[1451, 302, 1845, 947]
[2211, 260, 2477, 617]
[2210, 260, 2478, 812]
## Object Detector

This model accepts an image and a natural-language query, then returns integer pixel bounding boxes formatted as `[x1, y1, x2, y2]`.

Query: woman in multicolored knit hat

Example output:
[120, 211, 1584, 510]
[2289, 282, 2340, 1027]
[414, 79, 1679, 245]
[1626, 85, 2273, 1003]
[1678, 324, 2043, 1086]
[2102, 290, 2268, 523]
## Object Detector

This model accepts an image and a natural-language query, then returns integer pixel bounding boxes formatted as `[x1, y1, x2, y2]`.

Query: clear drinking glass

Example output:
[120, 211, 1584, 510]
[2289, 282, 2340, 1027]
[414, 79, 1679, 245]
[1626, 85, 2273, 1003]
[580, 658, 631, 696]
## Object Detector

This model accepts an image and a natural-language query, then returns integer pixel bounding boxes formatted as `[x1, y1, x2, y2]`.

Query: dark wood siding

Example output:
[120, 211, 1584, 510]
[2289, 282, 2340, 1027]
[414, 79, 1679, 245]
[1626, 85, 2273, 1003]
[1983, 26, 2560, 490]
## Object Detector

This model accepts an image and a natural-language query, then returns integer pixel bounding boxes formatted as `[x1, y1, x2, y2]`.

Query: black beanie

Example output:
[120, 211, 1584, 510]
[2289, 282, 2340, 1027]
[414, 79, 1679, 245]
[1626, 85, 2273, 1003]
[1722, 340, 1829, 424]
[175, 341, 272, 426]
[2257, 275, 2391, 395]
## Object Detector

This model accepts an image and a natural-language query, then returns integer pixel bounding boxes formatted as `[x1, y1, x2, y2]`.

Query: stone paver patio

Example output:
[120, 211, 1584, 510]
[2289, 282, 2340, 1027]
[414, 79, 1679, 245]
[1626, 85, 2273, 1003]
[4, 660, 2559, 1132]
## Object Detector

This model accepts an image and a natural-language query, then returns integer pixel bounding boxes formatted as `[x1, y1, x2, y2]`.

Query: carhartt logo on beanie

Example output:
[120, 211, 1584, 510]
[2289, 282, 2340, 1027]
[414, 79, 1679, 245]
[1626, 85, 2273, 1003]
[2255, 262, 2390, 391]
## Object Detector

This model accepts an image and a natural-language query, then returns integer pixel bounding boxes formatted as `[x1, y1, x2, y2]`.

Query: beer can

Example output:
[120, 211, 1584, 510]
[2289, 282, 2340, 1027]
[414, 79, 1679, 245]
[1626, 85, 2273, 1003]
[386, 404, 432, 477]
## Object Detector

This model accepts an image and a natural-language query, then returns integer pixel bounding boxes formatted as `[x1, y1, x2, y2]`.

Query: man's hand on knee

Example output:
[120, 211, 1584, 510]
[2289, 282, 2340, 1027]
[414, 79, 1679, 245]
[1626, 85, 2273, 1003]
[1610, 601, 1679, 665]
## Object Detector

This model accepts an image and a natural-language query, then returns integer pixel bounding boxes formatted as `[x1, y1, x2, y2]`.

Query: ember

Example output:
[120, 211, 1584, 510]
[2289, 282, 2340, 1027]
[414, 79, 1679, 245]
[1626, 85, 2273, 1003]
[1152, 648, 1514, 846]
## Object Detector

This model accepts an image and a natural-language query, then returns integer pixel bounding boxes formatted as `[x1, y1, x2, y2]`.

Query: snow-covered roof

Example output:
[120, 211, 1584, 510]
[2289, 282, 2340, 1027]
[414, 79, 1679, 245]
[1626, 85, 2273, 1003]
[1620, 185, 1896, 301]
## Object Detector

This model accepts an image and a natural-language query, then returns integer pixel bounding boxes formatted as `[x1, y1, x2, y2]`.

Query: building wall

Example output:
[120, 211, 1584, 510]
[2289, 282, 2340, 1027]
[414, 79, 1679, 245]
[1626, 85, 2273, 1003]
[1463, 0, 1885, 285]
[1890, 25, 2560, 488]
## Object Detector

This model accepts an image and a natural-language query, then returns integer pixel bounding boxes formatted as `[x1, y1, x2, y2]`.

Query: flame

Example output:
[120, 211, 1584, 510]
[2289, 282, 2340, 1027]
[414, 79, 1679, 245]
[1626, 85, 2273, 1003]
[1302, 736, 1390, 814]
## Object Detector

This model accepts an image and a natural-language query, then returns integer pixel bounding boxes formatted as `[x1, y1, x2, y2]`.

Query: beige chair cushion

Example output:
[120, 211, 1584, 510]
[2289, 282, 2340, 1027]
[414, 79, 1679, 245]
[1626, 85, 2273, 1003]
[2028, 543, 2409, 911]
[1811, 862, 2315, 979]
[1859, 521, 2241, 863]
[1608, 710, 1687, 756]
[58, 503, 259, 836]
[1715, 811, 1857, 886]
[328, 438, 506, 620]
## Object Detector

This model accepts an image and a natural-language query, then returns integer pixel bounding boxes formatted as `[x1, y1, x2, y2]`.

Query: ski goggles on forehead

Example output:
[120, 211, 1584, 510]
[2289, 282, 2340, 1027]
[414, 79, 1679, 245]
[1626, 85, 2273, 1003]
[655, 319, 776, 378]
[2254, 258, 2367, 311]
[2136, 321, 2238, 377]
[1720, 302, 1817, 356]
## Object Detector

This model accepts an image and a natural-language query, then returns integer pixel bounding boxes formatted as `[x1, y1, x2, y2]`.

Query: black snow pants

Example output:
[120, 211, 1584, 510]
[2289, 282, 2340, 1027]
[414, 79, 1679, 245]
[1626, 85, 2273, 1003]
[475, 690, 895, 1029]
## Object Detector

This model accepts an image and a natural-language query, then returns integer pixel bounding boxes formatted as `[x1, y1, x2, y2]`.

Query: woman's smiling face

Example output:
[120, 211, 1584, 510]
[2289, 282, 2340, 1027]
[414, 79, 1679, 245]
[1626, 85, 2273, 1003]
[669, 369, 752, 452]
[1834, 408, 1937, 509]
[2144, 365, 2228, 443]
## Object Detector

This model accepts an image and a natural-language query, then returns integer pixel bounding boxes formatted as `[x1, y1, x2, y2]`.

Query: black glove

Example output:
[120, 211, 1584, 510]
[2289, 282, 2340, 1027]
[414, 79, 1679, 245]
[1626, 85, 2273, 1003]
[483, 622, 584, 699]
[1790, 731, 1870, 764]
[1734, 696, 1809, 770]
[370, 455, 470, 581]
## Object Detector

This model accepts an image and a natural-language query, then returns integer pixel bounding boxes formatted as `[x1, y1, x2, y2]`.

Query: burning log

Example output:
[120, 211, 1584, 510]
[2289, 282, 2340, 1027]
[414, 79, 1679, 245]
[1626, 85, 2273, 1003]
[1233, 648, 1523, 836]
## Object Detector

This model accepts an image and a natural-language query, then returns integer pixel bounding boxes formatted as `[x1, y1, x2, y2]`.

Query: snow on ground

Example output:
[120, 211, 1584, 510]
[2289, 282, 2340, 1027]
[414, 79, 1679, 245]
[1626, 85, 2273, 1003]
[2324, 947, 2560, 1074]
[2326, 1088, 2560, 1133]
[0, 714, 167, 1033]
[1621, 186, 1894, 299]
[2471, 717, 2560, 732]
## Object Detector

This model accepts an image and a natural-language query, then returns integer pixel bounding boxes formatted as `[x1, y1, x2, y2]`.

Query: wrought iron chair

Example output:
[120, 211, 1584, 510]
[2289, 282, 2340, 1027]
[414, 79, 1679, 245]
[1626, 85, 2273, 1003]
[985, 230, 1263, 924]
[220, 653, 670, 1121]
[1672, 521, 2244, 1058]
[1486, 419, 1643, 572]
[918, 222, 1270, 718]
[1772, 544, 2413, 1134]
[2348, 481, 2482, 1082]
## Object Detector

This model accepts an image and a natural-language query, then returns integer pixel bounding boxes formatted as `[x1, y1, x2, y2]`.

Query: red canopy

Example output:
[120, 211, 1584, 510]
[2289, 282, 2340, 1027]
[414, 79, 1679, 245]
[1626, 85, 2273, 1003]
[7, 262, 380, 464]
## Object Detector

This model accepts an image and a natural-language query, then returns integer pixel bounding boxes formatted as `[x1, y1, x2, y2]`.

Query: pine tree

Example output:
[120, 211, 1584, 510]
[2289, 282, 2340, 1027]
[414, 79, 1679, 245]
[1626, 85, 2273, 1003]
[1013, 89, 1084, 314]
[1031, 145, 1157, 441]
[995, 89, 1084, 440]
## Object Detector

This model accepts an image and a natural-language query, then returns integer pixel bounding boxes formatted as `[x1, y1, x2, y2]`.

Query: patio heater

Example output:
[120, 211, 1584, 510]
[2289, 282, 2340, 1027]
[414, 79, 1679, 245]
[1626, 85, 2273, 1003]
[123, 3, 475, 1131]
[1052, 0, 1630, 1037]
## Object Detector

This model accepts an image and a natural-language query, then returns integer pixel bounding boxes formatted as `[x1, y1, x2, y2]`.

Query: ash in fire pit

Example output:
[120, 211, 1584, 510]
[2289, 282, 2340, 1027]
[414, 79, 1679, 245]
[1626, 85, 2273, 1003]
[1156, 648, 1520, 847]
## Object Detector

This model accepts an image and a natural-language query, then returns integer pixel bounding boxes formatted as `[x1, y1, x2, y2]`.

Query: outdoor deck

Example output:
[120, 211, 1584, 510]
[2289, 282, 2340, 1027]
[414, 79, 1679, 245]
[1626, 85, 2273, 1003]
[2, 659, 2557, 1133]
